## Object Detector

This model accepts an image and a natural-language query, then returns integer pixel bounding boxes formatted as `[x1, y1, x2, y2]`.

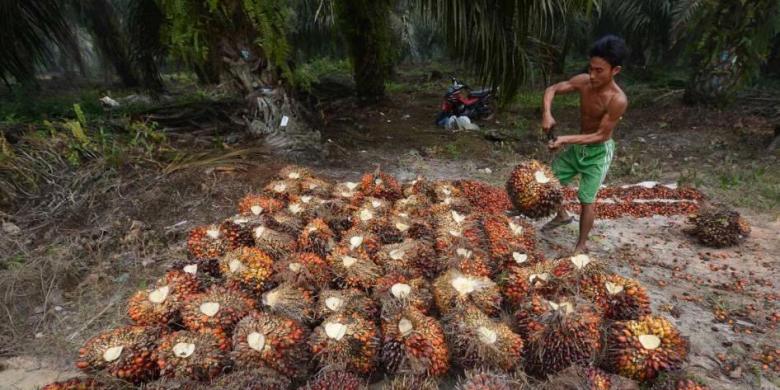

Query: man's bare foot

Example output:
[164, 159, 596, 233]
[541, 215, 574, 231]
[573, 244, 589, 255]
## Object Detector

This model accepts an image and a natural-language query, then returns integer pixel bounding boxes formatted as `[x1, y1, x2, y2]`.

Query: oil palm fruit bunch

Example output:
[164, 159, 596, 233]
[277, 164, 312, 181]
[180, 285, 254, 334]
[238, 194, 284, 216]
[252, 224, 298, 261]
[286, 194, 320, 222]
[209, 367, 291, 390]
[155, 329, 230, 381]
[455, 179, 513, 215]
[187, 225, 227, 259]
[402, 176, 437, 198]
[499, 260, 559, 307]
[375, 274, 433, 314]
[482, 215, 539, 265]
[300, 176, 333, 198]
[687, 206, 750, 248]
[360, 171, 402, 201]
[231, 311, 311, 380]
[77, 325, 163, 383]
[651, 371, 710, 390]
[455, 369, 527, 390]
[512, 293, 563, 338]
[328, 239, 382, 290]
[506, 160, 563, 218]
[380, 308, 449, 377]
[264, 178, 301, 200]
[374, 239, 427, 278]
[539, 365, 612, 390]
[432, 181, 463, 204]
[219, 214, 260, 250]
[590, 274, 651, 321]
[351, 202, 386, 232]
[433, 269, 501, 316]
[382, 375, 440, 390]
[299, 218, 336, 257]
[606, 315, 689, 382]
[170, 259, 221, 288]
[393, 194, 432, 219]
[310, 312, 380, 375]
[303, 370, 368, 390]
[445, 304, 524, 371]
[310, 198, 352, 235]
[41, 377, 108, 390]
[317, 288, 379, 321]
[128, 270, 201, 325]
[218, 247, 274, 294]
[340, 227, 382, 257]
[261, 283, 317, 324]
[433, 209, 475, 253]
[550, 254, 606, 296]
[444, 246, 494, 278]
[524, 300, 602, 378]
[331, 181, 364, 204]
[266, 209, 305, 237]
[273, 252, 333, 289]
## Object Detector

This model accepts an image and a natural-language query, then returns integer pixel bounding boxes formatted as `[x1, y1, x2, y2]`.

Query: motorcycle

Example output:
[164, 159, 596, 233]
[435, 76, 494, 128]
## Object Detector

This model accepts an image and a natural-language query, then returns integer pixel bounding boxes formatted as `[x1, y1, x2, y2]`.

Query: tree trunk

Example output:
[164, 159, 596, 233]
[81, 0, 139, 87]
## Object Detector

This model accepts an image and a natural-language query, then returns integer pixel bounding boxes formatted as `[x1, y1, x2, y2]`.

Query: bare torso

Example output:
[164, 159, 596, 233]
[578, 80, 626, 135]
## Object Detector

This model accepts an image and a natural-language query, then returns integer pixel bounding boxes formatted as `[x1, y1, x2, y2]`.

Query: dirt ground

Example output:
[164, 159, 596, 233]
[1, 70, 778, 389]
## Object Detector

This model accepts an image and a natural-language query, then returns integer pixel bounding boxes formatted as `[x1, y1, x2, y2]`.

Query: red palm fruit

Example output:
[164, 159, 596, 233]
[76, 325, 163, 383]
[455, 369, 529, 390]
[285, 194, 322, 222]
[380, 308, 449, 377]
[300, 177, 332, 198]
[273, 252, 332, 289]
[360, 171, 402, 201]
[238, 194, 284, 216]
[445, 304, 524, 371]
[261, 283, 316, 324]
[180, 285, 254, 334]
[550, 254, 606, 291]
[327, 245, 382, 290]
[299, 218, 336, 257]
[252, 224, 297, 261]
[687, 206, 750, 248]
[382, 375, 440, 390]
[311, 198, 353, 235]
[539, 365, 613, 390]
[210, 367, 291, 390]
[187, 225, 227, 259]
[433, 269, 501, 316]
[331, 181, 366, 206]
[316, 288, 379, 321]
[432, 181, 462, 204]
[277, 164, 312, 181]
[374, 239, 428, 278]
[605, 315, 689, 382]
[310, 312, 380, 375]
[219, 214, 261, 250]
[303, 370, 368, 390]
[524, 300, 603, 378]
[443, 245, 495, 278]
[651, 371, 710, 390]
[340, 226, 382, 257]
[588, 274, 651, 321]
[128, 270, 201, 325]
[506, 160, 563, 218]
[498, 260, 561, 307]
[263, 179, 301, 200]
[512, 293, 560, 339]
[154, 329, 230, 381]
[218, 247, 274, 294]
[231, 311, 311, 380]
[374, 274, 433, 314]
[371, 220, 406, 245]
[266, 209, 305, 237]
[393, 194, 433, 219]
[170, 258, 221, 288]
[41, 378, 108, 390]
[482, 214, 539, 266]
[402, 176, 436, 198]
[455, 179, 513, 215]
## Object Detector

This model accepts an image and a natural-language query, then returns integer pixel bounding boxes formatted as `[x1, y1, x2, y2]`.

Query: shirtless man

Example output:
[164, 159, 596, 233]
[541, 35, 628, 254]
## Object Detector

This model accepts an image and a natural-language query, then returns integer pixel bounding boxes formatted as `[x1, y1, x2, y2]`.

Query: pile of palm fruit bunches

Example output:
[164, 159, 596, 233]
[45, 161, 708, 390]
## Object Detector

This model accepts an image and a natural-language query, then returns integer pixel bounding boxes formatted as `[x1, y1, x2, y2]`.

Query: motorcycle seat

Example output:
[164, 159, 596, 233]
[469, 89, 492, 97]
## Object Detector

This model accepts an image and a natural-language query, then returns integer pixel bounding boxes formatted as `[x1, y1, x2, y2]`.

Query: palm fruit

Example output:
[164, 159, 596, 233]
[264, 179, 301, 200]
[170, 258, 221, 288]
[317, 288, 379, 321]
[273, 252, 333, 289]
[482, 215, 539, 266]
[506, 160, 563, 218]
[261, 283, 316, 324]
[340, 227, 381, 257]
[382, 375, 440, 390]
[351, 202, 386, 232]
[187, 225, 227, 259]
[266, 209, 305, 237]
[219, 214, 261, 249]
[300, 177, 333, 198]
[180, 285, 254, 334]
[128, 270, 201, 325]
[41, 378, 107, 390]
[444, 246, 494, 278]
[286, 194, 321, 222]
[499, 260, 560, 307]
[299, 218, 336, 257]
[76, 326, 162, 383]
[524, 299, 602, 378]
[374, 239, 428, 278]
[550, 254, 606, 296]
[433, 269, 501, 316]
[380, 308, 449, 377]
[589, 274, 651, 321]
[277, 164, 312, 181]
[238, 194, 285, 216]
[456, 179, 513, 215]
[231, 311, 311, 380]
[432, 181, 462, 204]
[651, 371, 710, 390]
[327, 246, 382, 290]
[311, 198, 353, 236]
[210, 367, 291, 390]
[433, 208, 476, 253]
[687, 206, 750, 248]
[252, 224, 297, 261]
[218, 247, 274, 294]
[332, 181, 365, 205]
[374, 274, 433, 314]
[303, 370, 368, 390]
[445, 304, 524, 371]
[393, 194, 433, 219]
[360, 171, 402, 201]
[402, 176, 437, 199]
[512, 293, 562, 338]
[606, 315, 689, 382]
[155, 329, 230, 381]
[455, 369, 527, 390]
[310, 312, 380, 375]
[539, 365, 612, 390]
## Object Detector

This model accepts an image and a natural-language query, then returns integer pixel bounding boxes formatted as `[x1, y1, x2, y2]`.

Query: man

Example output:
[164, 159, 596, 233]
[541, 35, 628, 254]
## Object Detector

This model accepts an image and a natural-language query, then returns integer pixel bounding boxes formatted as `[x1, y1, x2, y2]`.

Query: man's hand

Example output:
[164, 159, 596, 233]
[542, 113, 557, 132]
[548, 136, 565, 151]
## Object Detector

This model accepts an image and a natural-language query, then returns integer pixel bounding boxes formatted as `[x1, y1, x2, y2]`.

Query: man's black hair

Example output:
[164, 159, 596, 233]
[589, 35, 627, 68]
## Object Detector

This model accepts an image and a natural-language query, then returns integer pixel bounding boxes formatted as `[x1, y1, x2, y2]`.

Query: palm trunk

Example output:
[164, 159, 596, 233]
[81, 0, 139, 87]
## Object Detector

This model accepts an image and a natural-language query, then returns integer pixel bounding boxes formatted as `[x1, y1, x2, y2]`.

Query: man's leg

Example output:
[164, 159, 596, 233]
[575, 203, 595, 253]
[543, 147, 577, 231]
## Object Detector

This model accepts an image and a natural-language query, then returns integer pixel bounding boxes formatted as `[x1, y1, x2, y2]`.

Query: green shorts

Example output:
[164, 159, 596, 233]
[552, 139, 615, 204]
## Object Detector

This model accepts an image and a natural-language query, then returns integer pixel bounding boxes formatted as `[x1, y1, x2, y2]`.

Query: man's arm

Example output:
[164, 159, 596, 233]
[552, 95, 628, 146]
[542, 74, 588, 131]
